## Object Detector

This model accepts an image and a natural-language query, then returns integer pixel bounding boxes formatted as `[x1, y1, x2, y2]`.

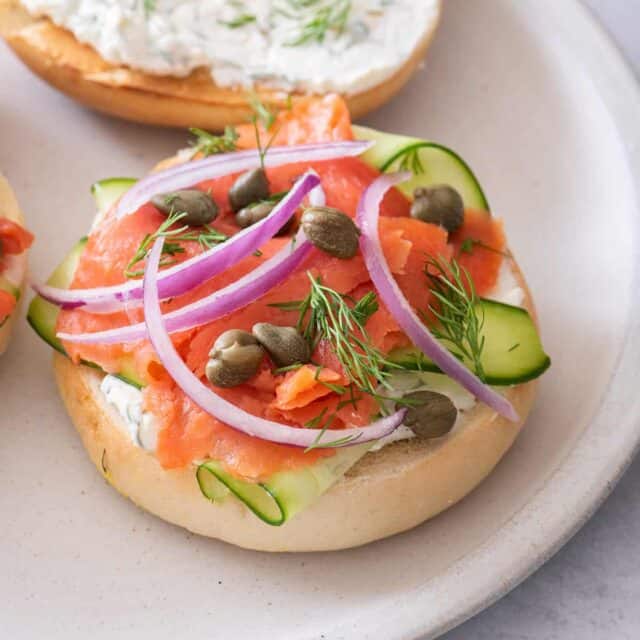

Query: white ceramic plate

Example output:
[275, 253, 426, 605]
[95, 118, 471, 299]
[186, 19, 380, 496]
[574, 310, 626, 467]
[1, 1, 639, 638]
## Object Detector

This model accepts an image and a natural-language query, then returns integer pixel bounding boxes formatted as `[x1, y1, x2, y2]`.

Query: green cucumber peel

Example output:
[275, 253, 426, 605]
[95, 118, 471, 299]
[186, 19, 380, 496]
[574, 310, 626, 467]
[388, 298, 551, 386]
[90, 177, 137, 216]
[197, 443, 371, 526]
[353, 125, 490, 212]
[28, 178, 144, 388]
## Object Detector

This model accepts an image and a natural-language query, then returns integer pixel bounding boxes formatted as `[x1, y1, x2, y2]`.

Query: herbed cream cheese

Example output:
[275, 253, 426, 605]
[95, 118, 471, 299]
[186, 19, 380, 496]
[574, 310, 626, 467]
[20, 0, 438, 94]
[100, 374, 158, 451]
[487, 259, 525, 307]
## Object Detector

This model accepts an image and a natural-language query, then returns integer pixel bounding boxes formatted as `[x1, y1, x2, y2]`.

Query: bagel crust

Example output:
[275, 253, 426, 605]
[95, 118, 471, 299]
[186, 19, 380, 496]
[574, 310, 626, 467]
[0, 0, 441, 129]
[53, 255, 538, 552]
[0, 174, 28, 355]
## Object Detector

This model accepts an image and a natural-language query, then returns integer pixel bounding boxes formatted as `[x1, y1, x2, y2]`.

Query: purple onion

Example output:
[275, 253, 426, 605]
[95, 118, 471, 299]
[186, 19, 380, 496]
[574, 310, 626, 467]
[356, 173, 519, 422]
[143, 238, 406, 449]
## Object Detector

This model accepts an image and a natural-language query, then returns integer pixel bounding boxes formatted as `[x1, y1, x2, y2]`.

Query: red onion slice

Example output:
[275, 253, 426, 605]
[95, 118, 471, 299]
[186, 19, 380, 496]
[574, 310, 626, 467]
[116, 140, 371, 219]
[58, 229, 313, 345]
[34, 171, 319, 313]
[356, 173, 519, 422]
[143, 238, 406, 449]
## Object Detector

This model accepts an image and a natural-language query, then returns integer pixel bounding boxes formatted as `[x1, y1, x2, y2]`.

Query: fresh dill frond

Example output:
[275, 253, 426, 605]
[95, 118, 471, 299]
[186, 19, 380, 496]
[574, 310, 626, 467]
[189, 126, 239, 157]
[304, 429, 361, 452]
[277, 0, 353, 47]
[272, 362, 305, 375]
[423, 257, 486, 380]
[249, 94, 277, 131]
[218, 13, 256, 28]
[313, 365, 348, 395]
[303, 406, 362, 452]
[272, 273, 393, 396]
[396, 146, 425, 175]
[269, 279, 394, 452]
[304, 407, 329, 428]
[458, 237, 512, 259]
[261, 190, 290, 204]
[142, 0, 156, 18]
[125, 211, 187, 278]
[124, 210, 228, 278]
[247, 94, 281, 170]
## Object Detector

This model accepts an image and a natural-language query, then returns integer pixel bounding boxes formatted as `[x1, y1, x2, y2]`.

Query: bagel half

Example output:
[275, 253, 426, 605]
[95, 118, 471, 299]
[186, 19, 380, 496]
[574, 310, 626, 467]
[0, 174, 28, 355]
[0, 0, 441, 130]
[53, 254, 538, 552]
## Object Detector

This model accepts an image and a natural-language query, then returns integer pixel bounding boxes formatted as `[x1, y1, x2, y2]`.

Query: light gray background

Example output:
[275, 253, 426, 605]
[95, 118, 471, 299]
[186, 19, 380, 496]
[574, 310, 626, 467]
[440, 2, 640, 638]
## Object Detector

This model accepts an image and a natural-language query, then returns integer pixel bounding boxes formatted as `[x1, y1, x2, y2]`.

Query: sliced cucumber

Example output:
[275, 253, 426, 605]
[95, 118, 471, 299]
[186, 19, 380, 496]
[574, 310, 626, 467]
[27, 238, 88, 355]
[388, 299, 550, 386]
[91, 177, 137, 215]
[27, 237, 144, 388]
[353, 125, 490, 212]
[197, 443, 371, 526]
[28, 177, 144, 386]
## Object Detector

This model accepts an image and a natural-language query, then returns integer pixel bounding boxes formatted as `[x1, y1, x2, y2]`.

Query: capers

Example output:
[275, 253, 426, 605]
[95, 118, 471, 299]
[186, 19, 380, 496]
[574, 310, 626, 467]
[151, 189, 218, 226]
[228, 168, 270, 212]
[235, 201, 294, 236]
[301, 206, 360, 259]
[252, 323, 311, 368]
[205, 330, 264, 388]
[236, 202, 274, 228]
[410, 185, 464, 232]
[400, 390, 457, 439]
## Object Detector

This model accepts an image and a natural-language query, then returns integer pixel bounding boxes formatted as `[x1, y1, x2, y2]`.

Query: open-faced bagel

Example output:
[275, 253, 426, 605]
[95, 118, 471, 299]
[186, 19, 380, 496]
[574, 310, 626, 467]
[0, 0, 441, 130]
[53, 228, 538, 552]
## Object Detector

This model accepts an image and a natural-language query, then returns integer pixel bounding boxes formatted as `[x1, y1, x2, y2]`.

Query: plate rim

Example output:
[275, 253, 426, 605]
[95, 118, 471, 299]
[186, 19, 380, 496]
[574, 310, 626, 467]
[327, 2, 640, 639]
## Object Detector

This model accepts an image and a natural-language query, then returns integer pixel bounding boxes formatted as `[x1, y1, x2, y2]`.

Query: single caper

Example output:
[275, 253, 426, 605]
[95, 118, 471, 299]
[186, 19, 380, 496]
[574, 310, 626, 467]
[205, 330, 264, 388]
[252, 323, 311, 368]
[400, 390, 457, 439]
[228, 168, 270, 212]
[301, 206, 360, 259]
[151, 189, 218, 226]
[235, 201, 294, 236]
[410, 185, 464, 232]
[236, 202, 274, 228]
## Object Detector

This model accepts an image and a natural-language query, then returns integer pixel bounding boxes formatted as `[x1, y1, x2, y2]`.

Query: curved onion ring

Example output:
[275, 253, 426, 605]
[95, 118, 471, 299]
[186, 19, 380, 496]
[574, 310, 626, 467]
[58, 229, 313, 345]
[356, 173, 519, 422]
[34, 171, 319, 314]
[143, 238, 406, 449]
[116, 140, 371, 219]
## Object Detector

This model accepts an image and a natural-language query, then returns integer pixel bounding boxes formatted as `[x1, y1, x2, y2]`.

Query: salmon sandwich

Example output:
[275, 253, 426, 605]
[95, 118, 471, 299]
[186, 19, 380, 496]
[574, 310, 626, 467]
[0, 174, 33, 354]
[0, 0, 441, 129]
[28, 96, 550, 551]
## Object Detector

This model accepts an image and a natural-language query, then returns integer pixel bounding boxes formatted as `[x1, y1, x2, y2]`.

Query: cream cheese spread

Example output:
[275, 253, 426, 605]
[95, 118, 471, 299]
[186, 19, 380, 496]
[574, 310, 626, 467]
[21, 0, 439, 94]
[100, 374, 158, 451]
[488, 259, 525, 307]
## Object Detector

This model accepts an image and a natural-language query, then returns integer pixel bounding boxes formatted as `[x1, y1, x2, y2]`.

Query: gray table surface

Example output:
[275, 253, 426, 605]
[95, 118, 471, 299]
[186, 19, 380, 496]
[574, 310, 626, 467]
[440, 2, 640, 638]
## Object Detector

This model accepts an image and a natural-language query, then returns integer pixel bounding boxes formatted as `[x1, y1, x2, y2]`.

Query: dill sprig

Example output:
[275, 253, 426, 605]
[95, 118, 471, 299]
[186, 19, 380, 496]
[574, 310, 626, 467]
[271, 273, 393, 396]
[396, 146, 425, 175]
[142, 0, 155, 18]
[277, 0, 352, 47]
[218, 0, 256, 28]
[458, 237, 512, 259]
[247, 94, 282, 170]
[124, 210, 227, 278]
[218, 13, 256, 28]
[189, 126, 239, 158]
[270, 275, 404, 452]
[423, 257, 486, 380]
[302, 403, 364, 452]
